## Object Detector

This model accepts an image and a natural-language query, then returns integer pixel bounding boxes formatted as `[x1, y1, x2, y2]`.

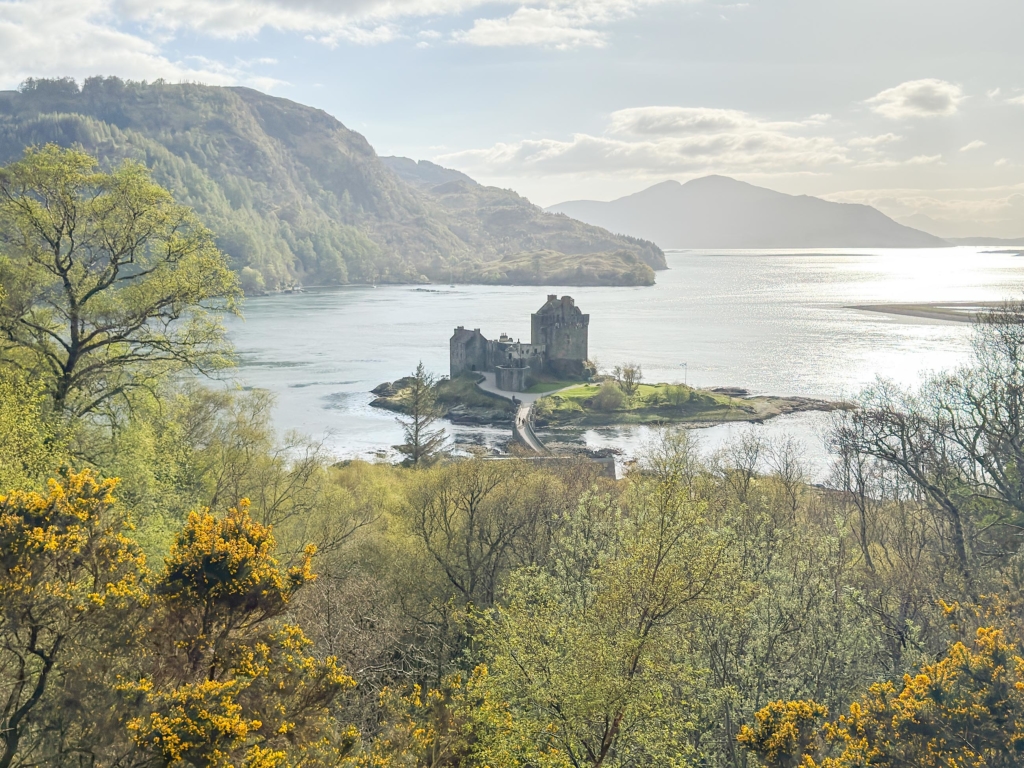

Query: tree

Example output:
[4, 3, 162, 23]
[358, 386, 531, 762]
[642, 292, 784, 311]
[395, 363, 446, 466]
[0, 369, 63, 490]
[612, 363, 643, 397]
[470, 452, 731, 768]
[406, 460, 533, 608]
[0, 469, 147, 768]
[593, 380, 626, 412]
[828, 305, 1024, 595]
[666, 383, 691, 411]
[0, 145, 240, 417]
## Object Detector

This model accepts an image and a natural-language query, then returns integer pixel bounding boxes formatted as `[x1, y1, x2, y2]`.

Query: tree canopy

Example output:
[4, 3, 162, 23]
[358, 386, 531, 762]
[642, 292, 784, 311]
[0, 144, 239, 416]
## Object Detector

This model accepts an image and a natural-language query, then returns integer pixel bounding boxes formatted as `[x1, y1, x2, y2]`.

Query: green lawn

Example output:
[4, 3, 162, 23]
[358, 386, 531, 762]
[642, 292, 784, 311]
[524, 380, 578, 394]
[535, 382, 749, 426]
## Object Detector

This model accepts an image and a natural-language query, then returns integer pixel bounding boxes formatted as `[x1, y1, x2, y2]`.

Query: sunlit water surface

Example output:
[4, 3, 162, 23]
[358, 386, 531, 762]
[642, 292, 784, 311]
[223, 247, 1024, 478]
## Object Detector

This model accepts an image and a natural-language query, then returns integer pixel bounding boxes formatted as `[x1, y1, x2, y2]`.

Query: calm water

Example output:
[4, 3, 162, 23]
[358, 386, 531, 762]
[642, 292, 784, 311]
[223, 247, 1024, 473]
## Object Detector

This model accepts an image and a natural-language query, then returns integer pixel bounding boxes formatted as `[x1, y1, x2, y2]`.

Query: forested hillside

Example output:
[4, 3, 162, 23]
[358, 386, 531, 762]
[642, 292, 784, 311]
[0, 77, 664, 290]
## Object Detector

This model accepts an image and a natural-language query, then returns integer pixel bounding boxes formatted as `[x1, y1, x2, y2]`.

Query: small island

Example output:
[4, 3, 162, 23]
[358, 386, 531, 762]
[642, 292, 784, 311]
[371, 295, 842, 449]
[531, 381, 837, 427]
[372, 375, 838, 429]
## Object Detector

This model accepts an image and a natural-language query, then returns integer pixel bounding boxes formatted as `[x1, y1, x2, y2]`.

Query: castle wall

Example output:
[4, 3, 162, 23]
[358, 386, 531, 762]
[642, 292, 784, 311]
[489, 340, 545, 373]
[450, 328, 488, 378]
[495, 365, 530, 392]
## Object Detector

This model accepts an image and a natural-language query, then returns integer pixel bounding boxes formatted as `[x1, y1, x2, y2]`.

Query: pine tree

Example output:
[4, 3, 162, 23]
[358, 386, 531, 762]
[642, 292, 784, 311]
[396, 362, 447, 466]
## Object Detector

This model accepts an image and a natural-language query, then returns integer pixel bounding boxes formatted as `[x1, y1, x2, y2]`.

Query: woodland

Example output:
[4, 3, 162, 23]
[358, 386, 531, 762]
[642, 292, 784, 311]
[0, 78, 664, 291]
[1, 144, 1024, 768]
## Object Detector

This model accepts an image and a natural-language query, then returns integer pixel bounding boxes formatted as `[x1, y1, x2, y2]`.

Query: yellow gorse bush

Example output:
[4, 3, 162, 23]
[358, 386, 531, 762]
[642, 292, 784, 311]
[740, 626, 1024, 768]
[0, 468, 147, 611]
[160, 499, 314, 611]
[118, 497, 356, 767]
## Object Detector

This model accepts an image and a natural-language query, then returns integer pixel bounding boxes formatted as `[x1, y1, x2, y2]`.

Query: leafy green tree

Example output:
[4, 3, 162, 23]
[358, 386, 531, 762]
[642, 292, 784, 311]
[0, 144, 240, 417]
[396, 363, 446, 466]
[470, 457, 732, 768]
[0, 369, 63, 489]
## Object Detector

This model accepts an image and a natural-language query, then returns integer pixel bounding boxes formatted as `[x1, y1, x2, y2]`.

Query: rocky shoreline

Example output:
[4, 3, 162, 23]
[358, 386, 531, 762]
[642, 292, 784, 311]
[370, 377, 845, 431]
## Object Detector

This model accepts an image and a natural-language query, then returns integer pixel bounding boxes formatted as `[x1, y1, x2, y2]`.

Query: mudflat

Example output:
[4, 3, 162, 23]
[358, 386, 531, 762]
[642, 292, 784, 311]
[847, 301, 1016, 323]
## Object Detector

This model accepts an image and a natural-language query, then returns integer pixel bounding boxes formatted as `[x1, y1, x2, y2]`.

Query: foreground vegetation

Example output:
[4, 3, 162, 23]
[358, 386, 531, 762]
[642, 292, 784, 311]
[4, 145, 1024, 767]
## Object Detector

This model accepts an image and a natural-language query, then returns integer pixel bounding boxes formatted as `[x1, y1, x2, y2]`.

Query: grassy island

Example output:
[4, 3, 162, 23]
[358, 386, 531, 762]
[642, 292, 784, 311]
[371, 374, 841, 429]
[533, 381, 840, 427]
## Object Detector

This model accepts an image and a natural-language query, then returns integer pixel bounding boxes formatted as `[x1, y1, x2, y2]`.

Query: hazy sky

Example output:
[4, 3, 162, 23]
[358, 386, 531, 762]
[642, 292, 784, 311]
[2, 0, 1024, 236]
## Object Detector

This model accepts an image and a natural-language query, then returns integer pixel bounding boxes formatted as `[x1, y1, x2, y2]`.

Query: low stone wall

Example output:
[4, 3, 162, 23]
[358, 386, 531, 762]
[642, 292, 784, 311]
[495, 365, 530, 392]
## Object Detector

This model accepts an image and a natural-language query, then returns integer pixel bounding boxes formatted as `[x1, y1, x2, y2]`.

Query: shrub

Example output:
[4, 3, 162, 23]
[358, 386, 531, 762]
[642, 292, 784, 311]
[593, 380, 626, 412]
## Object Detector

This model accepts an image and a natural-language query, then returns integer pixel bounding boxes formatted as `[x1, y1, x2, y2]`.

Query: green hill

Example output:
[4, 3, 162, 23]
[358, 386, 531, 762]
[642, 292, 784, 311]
[0, 77, 665, 290]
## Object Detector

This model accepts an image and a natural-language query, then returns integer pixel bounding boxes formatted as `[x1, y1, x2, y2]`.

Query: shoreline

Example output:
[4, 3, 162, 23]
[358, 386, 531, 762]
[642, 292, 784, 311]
[847, 301, 1014, 323]
[371, 376, 845, 433]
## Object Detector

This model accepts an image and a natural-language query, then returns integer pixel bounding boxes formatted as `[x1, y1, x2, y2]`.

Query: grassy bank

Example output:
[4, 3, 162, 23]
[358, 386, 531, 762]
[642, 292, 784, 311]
[534, 381, 839, 426]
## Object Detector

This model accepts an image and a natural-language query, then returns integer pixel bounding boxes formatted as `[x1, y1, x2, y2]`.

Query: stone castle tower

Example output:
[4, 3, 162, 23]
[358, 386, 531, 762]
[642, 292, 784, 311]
[531, 295, 590, 378]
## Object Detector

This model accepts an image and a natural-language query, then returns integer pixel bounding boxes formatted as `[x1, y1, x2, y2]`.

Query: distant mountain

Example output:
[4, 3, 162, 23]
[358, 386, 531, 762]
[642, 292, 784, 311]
[547, 176, 946, 249]
[0, 77, 664, 289]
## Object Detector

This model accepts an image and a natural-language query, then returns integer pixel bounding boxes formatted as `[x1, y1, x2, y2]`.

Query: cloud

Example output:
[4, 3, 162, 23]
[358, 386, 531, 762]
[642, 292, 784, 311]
[116, 0, 695, 49]
[856, 154, 944, 170]
[1007, 94, 1024, 106]
[826, 184, 1024, 238]
[439, 105, 853, 177]
[959, 140, 986, 152]
[0, 0, 283, 89]
[606, 106, 828, 135]
[453, 7, 607, 48]
[866, 78, 964, 119]
[0, 0, 707, 83]
[848, 133, 902, 148]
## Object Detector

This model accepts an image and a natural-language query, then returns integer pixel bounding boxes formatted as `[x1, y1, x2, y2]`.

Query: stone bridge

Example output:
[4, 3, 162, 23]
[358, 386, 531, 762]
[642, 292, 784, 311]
[476, 372, 551, 455]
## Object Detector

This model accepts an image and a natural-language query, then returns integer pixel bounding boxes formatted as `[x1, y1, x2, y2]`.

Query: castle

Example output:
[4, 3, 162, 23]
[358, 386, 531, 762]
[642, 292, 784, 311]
[450, 295, 590, 392]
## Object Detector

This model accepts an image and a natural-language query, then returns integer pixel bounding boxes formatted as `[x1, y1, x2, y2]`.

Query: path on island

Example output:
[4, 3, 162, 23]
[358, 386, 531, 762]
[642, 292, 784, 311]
[476, 372, 563, 455]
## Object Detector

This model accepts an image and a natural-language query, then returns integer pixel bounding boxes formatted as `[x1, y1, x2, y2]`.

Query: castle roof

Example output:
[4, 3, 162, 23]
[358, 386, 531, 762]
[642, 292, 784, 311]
[535, 294, 586, 320]
[451, 326, 485, 345]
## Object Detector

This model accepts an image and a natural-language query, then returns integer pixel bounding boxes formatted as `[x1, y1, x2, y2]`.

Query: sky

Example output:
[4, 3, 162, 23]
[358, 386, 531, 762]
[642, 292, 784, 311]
[2, 0, 1023, 237]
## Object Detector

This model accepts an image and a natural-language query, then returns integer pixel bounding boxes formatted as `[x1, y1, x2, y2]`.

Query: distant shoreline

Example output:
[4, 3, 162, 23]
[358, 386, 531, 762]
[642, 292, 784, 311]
[847, 301, 1013, 323]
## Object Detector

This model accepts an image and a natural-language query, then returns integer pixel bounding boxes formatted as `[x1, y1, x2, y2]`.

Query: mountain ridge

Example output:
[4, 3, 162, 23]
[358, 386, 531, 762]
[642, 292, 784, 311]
[0, 77, 664, 289]
[548, 175, 946, 249]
